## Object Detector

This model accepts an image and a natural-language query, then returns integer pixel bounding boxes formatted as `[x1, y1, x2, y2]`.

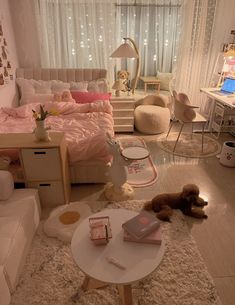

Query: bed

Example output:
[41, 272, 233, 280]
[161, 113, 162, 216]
[0, 68, 114, 183]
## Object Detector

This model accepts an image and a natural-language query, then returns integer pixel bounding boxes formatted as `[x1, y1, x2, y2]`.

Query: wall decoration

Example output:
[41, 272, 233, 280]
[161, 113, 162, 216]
[0, 19, 14, 87]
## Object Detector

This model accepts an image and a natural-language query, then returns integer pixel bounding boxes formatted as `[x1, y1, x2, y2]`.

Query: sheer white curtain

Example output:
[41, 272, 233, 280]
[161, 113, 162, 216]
[175, 0, 235, 109]
[34, 0, 117, 82]
[115, 0, 181, 80]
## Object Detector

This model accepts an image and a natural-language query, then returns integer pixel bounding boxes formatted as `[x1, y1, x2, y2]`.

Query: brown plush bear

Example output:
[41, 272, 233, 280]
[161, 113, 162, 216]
[117, 70, 129, 91]
[144, 184, 208, 222]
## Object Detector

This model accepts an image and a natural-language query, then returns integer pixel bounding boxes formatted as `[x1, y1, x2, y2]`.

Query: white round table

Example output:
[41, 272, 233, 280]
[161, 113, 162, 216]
[71, 209, 165, 305]
[121, 146, 149, 160]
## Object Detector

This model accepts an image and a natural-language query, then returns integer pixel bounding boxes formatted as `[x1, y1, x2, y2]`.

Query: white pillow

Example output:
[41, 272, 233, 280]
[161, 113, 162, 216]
[70, 81, 88, 91]
[0, 171, 14, 201]
[157, 72, 172, 91]
[24, 93, 54, 104]
[87, 79, 108, 93]
[16, 78, 52, 105]
[51, 80, 70, 94]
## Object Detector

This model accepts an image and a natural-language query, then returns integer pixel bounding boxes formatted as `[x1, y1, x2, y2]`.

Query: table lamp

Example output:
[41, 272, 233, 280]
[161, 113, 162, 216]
[110, 38, 140, 94]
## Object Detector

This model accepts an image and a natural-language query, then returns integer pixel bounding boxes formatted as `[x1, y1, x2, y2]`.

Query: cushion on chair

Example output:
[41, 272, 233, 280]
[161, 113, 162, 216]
[134, 105, 170, 134]
[157, 72, 172, 91]
[0, 171, 14, 201]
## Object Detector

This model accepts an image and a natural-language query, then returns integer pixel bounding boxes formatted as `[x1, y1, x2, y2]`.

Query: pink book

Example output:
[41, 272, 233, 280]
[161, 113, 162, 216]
[123, 227, 162, 245]
[122, 211, 160, 240]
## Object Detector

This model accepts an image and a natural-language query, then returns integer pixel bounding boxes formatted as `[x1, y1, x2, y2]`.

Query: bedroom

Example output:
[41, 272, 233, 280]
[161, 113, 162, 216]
[0, 0, 234, 305]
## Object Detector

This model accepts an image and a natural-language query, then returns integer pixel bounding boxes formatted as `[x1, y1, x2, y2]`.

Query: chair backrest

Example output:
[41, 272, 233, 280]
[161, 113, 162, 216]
[173, 90, 197, 122]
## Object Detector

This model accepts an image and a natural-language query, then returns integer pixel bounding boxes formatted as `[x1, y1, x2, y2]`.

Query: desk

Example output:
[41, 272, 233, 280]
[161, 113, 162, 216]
[200, 88, 235, 137]
[71, 209, 165, 305]
[139, 76, 160, 94]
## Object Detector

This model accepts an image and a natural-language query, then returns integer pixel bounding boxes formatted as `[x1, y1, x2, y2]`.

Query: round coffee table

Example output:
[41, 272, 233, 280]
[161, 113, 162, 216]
[71, 209, 165, 305]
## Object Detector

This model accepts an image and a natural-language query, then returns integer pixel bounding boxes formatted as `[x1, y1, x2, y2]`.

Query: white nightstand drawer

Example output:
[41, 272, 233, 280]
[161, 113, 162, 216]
[113, 109, 134, 117]
[114, 117, 134, 125]
[21, 148, 61, 181]
[27, 181, 64, 207]
[111, 101, 135, 109]
[114, 125, 133, 132]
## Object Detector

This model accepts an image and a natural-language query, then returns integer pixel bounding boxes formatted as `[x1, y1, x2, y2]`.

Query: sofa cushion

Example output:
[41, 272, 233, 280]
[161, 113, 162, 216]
[157, 72, 172, 91]
[0, 171, 14, 201]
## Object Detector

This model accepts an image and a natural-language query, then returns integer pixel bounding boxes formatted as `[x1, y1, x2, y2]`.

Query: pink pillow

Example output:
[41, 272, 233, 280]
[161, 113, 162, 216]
[71, 91, 111, 103]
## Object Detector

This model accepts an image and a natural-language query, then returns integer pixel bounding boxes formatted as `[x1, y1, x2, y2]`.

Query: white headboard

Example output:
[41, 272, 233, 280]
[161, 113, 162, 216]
[16, 68, 107, 82]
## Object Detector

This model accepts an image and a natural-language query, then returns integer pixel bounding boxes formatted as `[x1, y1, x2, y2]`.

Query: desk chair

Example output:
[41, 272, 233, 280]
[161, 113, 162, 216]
[166, 91, 207, 152]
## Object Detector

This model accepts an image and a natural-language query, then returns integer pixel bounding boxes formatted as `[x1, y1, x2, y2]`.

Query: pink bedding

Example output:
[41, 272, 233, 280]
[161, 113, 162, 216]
[0, 101, 114, 163]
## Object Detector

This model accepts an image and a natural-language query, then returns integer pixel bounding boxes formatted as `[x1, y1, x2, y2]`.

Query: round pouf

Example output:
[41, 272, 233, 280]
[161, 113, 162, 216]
[134, 105, 170, 134]
[220, 141, 235, 167]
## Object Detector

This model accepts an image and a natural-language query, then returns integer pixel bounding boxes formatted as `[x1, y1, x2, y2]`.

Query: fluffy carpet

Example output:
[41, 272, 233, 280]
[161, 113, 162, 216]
[157, 132, 221, 158]
[11, 200, 221, 305]
[118, 136, 158, 187]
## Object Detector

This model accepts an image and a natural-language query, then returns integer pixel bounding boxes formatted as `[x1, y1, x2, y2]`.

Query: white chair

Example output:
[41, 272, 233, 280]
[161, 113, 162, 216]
[166, 90, 207, 152]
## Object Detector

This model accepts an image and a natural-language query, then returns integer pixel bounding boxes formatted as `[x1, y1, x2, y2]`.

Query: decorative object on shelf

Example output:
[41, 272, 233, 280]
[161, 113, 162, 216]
[112, 79, 126, 97]
[32, 104, 58, 142]
[117, 70, 129, 92]
[89, 216, 112, 245]
[110, 37, 140, 94]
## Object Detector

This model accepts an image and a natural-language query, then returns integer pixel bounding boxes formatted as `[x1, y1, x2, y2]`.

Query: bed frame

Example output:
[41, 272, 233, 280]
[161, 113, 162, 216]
[16, 68, 109, 184]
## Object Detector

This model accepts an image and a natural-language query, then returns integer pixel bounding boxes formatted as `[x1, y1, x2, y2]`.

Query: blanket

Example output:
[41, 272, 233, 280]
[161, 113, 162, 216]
[0, 101, 114, 163]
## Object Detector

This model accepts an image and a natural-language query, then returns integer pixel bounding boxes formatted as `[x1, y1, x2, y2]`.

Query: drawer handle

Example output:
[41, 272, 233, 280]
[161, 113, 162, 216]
[34, 152, 46, 155]
[39, 183, 51, 187]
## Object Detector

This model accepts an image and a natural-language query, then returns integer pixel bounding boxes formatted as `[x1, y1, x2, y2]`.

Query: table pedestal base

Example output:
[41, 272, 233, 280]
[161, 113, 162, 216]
[82, 276, 133, 305]
[104, 182, 134, 201]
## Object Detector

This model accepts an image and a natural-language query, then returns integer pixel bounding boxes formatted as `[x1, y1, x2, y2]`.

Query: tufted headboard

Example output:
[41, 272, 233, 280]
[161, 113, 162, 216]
[16, 68, 107, 82]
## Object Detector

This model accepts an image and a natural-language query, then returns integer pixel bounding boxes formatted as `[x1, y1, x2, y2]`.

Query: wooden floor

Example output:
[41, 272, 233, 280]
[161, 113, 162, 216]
[70, 130, 235, 305]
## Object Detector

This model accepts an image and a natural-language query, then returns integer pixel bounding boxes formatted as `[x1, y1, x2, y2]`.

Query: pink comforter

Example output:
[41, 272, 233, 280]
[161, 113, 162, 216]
[0, 101, 114, 163]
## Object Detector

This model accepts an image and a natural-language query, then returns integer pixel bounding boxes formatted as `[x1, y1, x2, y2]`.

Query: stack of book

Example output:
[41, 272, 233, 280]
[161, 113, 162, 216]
[122, 211, 162, 245]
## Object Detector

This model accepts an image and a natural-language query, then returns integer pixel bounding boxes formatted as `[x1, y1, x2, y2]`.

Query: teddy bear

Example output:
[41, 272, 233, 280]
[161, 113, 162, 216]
[53, 90, 75, 103]
[144, 184, 208, 222]
[117, 70, 130, 92]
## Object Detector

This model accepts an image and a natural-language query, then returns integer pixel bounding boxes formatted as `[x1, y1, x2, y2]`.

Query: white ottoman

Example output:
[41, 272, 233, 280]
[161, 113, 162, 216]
[134, 105, 170, 134]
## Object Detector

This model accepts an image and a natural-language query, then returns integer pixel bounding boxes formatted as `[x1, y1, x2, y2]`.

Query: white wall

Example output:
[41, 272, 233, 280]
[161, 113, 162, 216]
[0, 0, 19, 107]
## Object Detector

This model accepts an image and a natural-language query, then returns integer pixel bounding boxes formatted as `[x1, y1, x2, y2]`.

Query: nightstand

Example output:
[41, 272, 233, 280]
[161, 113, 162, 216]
[0, 132, 71, 208]
[110, 96, 135, 132]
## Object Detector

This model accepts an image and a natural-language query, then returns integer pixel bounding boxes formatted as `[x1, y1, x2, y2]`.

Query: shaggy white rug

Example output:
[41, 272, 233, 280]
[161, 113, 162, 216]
[157, 132, 221, 158]
[11, 200, 221, 305]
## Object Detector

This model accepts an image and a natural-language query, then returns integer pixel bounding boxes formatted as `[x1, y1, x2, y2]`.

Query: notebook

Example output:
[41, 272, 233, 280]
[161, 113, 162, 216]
[212, 78, 235, 96]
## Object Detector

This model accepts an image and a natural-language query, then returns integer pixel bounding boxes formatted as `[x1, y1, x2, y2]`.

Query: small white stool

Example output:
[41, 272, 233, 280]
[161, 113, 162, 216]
[134, 105, 170, 134]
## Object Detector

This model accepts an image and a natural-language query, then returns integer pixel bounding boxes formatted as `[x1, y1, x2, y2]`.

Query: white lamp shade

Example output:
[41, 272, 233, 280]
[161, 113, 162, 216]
[110, 42, 138, 58]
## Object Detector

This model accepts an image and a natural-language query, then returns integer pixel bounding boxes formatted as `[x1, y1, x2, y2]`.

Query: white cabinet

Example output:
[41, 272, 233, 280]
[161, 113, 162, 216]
[110, 96, 135, 132]
[0, 132, 71, 208]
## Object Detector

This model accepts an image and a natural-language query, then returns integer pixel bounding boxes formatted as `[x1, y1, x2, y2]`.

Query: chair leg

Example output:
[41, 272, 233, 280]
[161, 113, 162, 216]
[173, 123, 184, 152]
[201, 123, 205, 152]
[166, 120, 174, 139]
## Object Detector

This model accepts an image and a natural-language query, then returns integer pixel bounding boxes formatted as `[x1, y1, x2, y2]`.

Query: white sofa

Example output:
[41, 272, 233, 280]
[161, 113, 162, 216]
[0, 176, 41, 305]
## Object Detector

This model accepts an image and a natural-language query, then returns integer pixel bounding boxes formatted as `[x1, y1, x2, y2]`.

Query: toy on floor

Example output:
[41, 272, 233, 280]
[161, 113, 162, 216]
[144, 184, 208, 222]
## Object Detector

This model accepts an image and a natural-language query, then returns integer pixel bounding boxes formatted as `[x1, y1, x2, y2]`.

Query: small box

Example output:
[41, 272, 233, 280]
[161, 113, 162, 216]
[89, 216, 112, 245]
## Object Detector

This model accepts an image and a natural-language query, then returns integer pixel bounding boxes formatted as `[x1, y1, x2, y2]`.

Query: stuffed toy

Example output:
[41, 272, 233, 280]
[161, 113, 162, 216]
[53, 91, 75, 103]
[144, 184, 208, 222]
[117, 70, 129, 92]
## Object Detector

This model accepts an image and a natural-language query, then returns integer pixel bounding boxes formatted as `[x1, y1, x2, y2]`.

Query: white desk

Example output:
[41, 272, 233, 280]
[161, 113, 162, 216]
[71, 209, 165, 305]
[200, 88, 235, 137]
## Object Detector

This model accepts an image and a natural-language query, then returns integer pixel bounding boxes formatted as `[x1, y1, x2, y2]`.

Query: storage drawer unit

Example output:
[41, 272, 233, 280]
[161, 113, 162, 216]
[110, 96, 135, 132]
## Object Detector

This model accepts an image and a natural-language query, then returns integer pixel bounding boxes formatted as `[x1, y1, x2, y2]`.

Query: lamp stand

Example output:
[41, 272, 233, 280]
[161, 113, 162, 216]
[124, 38, 140, 95]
